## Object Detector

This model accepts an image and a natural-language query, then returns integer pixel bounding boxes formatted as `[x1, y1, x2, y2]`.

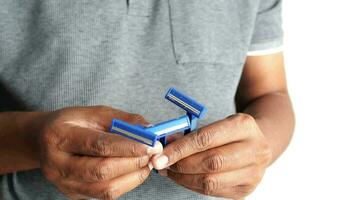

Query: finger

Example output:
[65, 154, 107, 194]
[169, 142, 254, 174]
[152, 115, 252, 169]
[166, 167, 260, 193]
[189, 185, 255, 199]
[60, 126, 163, 157]
[62, 155, 151, 182]
[73, 106, 151, 131]
[60, 166, 152, 199]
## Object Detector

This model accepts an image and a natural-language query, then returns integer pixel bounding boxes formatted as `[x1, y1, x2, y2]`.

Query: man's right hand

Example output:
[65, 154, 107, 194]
[33, 106, 162, 200]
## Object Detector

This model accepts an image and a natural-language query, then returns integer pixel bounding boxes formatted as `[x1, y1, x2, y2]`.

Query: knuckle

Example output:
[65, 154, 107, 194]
[95, 105, 115, 118]
[129, 113, 145, 124]
[91, 140, 111, 155]
[172, 161, 185, 173]
[127, 143, 145, 156]
[236, 113, 254, 124]
[232, 113, 255, 131]
[91, 160, 112, 181]
[137, 169, 149, 184]
[171, 142, 185, 161]
[101, 189, 116, 200]
[193, 128, 214, 150]
[226, 113, 257, 141]
[201, 175, 219, 195]
[225, 114, 240, 124]
[203, 153, 224, 172]
[135, 156, 149, 168]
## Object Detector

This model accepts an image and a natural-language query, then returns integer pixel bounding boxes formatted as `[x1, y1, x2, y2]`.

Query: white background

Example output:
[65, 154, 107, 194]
[249, 0, 356, 199]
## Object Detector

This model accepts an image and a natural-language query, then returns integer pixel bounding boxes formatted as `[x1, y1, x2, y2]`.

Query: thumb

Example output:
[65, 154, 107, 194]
[87, 106, 150, 131]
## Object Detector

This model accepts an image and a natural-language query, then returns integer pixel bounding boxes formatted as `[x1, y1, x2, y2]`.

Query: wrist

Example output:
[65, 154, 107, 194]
[22, 112, 51, 164]
[0, 111, 51, 173]
[253, 117, 279, 165]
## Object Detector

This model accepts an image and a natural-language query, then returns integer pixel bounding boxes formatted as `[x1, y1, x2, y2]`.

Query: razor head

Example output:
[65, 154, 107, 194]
[110, 119, 157, 147]
[165, 88, 207, 119]
[110, 88, 207, 147]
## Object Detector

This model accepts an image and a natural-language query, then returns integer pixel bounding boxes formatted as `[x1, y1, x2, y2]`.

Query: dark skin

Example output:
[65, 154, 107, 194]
[151, 53, 295, 199]
[0, 107, 163, 199]
[0, 53, 294, 200]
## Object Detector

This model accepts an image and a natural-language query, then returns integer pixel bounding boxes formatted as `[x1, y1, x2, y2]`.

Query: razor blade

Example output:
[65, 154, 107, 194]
[165, 88, 207, 119]
[110, 119, 157, 146]
[109, 88, 207, 147]
[110, 115, 191, 147]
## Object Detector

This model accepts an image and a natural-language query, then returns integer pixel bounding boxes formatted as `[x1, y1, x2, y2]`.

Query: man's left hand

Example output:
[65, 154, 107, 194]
[151, 113, 273, 199]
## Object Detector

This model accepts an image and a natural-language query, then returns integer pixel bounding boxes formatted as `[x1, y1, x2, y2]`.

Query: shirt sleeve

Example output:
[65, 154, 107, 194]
[247, 0, 283, 56]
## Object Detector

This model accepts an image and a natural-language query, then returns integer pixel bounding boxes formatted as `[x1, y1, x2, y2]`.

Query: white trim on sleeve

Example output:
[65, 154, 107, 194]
[246, 46, 284, 56]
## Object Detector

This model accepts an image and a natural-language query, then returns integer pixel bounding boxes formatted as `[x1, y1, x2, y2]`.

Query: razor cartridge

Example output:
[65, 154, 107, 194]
[110, 88, 207, 147]
[110, 119, 157, 147]
[165, 88, 207, 119]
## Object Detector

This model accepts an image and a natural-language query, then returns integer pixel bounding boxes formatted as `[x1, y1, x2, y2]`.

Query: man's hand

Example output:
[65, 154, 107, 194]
[151, 113, 272, 200]
[34, 106, 162, 200]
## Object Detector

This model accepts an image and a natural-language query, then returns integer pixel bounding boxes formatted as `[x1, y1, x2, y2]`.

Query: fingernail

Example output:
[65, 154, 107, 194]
[154, 154, 169, 170]
[147, 142, 163, 155]
[148, 162, 153, 170]
[158, 169, 167, 177]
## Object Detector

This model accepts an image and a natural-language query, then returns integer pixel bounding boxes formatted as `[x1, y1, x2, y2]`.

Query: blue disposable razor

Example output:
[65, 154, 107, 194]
[165, 88, 207, 119]
[110, 88, 207, 147]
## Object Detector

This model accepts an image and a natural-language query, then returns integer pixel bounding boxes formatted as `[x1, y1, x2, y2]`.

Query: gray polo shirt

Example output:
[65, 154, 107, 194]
[0, 0, 283, 199]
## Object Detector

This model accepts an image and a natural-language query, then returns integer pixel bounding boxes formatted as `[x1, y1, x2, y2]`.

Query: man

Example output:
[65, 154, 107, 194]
[0, 0, 294, 199]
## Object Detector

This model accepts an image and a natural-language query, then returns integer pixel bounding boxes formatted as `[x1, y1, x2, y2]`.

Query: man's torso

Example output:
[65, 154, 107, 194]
[0, 0, 260, 199]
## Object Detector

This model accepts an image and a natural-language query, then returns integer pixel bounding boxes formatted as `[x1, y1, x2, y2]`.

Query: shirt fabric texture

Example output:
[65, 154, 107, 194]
[0, 0, 283, 199]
